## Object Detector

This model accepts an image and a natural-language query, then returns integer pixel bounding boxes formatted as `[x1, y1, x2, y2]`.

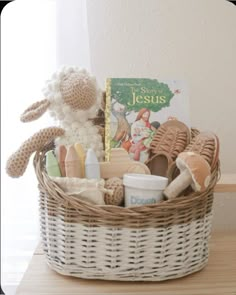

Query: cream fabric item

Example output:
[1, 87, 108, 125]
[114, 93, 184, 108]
[51, 177, 113, 205]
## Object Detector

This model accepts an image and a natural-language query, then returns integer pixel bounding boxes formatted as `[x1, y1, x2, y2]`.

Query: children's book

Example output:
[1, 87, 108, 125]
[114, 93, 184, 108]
[105, 78, 190, 162]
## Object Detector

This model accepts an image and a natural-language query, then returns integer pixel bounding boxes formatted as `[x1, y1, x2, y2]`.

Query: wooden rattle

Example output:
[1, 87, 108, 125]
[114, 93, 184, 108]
[104, 177, 124, 206]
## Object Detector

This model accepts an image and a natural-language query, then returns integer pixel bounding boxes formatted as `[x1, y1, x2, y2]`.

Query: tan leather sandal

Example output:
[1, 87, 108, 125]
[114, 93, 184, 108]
[145, 120, 190, 177]
[185, 131, 219, 170]
[167, 131, 220, 182]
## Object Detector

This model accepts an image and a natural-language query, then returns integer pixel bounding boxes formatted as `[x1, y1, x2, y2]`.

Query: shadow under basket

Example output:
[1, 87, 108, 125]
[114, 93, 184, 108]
[34, 148, 220, 282]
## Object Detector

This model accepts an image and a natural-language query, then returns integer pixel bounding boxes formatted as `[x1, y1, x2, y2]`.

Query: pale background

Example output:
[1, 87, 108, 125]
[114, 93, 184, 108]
[1, 0, 236, 294]
[85, 0, 236, 230]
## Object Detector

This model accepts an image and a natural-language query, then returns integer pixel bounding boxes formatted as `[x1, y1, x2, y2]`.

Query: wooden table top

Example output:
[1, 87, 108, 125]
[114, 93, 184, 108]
[16, 231, 236, 295]
[214, 173, 236, 193]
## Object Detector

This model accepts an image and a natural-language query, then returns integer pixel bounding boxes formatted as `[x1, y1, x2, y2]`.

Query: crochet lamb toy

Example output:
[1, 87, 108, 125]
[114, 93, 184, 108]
[6, 66, 104, 178]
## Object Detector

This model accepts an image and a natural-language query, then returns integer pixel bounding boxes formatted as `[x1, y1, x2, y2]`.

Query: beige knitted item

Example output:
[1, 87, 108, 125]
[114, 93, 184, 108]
[104, 177, 124, 206]
[6, 66, 104, 178]
[167, 131, 220, 186]
[185, 132, 219, 171]
[146, 120, 190, 177]
[6, 127, 64, 178]
[20, 99, 50, 122]
[60, 72, 97, 110]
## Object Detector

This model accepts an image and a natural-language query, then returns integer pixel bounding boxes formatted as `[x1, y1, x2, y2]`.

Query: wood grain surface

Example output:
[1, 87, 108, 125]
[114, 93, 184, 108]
[16, 231, 236, 295]
[214, 174, 236, 193]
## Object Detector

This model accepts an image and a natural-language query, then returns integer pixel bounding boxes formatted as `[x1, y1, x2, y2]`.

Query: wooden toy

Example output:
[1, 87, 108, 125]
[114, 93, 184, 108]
[100, 148, 150, 179]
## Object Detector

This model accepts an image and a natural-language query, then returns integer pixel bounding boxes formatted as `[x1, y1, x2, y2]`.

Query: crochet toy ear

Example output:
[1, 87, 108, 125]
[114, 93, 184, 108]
[20, 99, 50, 122]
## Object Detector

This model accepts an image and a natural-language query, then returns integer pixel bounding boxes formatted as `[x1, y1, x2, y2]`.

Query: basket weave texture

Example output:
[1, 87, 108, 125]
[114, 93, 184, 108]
[34, 133, 219, 281]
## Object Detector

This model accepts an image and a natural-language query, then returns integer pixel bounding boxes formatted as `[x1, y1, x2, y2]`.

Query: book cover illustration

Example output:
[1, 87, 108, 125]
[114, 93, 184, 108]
[105, 78, 190, 162]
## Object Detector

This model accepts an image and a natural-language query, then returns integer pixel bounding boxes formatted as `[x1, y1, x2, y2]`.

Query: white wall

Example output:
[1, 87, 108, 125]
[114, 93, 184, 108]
[86, 0, 236, 230]
[1, 0, 56, 293]
[56, 0, 91, 69]
[86, 0, 236, 174]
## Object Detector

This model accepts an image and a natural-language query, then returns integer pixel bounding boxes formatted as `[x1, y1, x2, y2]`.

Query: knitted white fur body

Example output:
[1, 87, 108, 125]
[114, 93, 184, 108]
[42, 66, 104, 160]
[55, 121, 104, 160]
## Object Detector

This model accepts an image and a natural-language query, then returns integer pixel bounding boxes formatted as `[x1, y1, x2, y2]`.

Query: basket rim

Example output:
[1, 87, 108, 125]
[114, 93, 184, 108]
[34, 146, 220, 218]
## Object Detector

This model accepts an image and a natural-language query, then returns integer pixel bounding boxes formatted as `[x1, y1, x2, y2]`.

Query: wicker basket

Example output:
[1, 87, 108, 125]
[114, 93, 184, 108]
[34, 144, 219, 281]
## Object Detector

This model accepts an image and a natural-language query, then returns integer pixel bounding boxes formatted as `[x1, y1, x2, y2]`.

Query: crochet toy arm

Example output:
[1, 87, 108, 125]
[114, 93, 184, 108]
[6, 127, 65, 178]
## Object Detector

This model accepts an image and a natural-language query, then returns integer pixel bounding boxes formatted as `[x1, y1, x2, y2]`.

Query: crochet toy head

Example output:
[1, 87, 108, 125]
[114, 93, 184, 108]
[6, 66, 104, 178]
[21, 66, 102, 125]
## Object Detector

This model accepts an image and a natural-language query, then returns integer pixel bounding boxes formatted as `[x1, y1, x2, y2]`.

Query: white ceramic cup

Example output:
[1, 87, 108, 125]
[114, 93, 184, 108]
[123, 173, 168, 207]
